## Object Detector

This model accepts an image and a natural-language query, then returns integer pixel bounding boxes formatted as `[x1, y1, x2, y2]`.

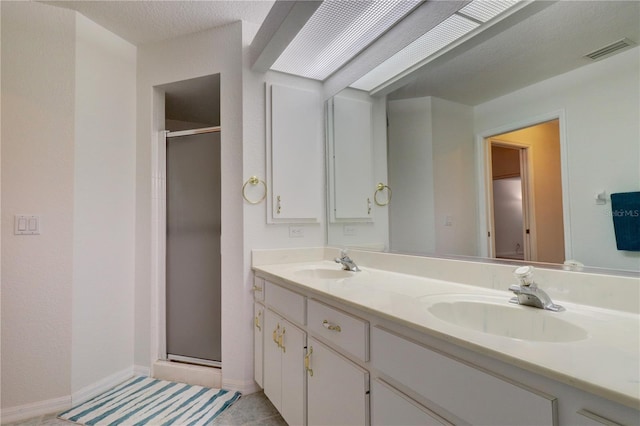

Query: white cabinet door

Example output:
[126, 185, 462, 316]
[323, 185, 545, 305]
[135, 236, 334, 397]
[263, 309, 282, 410]
[263, 308, 307, 426]
[253, 303, 264, 388]
[328, 95, 374, 222]
[280, 321, 306, 426]
[306, 337, 369, 426]
[268, 83, 323, 223]
[371, 379, 451, 426]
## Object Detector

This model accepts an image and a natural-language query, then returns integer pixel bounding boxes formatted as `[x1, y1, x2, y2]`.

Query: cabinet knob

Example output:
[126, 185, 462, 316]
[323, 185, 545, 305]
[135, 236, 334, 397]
[251, 284, 263, 293]
[254, 311, 262, 331]
[322, 320, 342, 332]
[279, 327, 286, 353]
[304, 346, 314, 377]
[272, 324, 280, 346]
[276, 195, 282, 214]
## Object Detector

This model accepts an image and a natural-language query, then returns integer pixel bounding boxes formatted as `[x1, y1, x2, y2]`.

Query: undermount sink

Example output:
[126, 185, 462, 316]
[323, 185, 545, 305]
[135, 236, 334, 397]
[426, 295, 588, 343]
[294, 267, 355, 280]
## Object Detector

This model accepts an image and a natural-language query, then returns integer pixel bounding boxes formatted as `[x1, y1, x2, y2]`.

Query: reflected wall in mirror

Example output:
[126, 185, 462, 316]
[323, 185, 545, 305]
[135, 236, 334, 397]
[327, 1, 640, 272]
[486, 120, 565, 265]
[326, 88, 389, 251]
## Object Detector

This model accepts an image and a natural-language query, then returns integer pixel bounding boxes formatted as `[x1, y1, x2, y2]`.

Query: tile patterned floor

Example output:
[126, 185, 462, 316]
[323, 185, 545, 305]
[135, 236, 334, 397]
[6, 391, 287, 426]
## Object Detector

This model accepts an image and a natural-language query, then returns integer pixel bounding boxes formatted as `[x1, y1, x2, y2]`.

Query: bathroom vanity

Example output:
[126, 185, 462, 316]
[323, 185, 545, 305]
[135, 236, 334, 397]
[252, 248, 639, 426]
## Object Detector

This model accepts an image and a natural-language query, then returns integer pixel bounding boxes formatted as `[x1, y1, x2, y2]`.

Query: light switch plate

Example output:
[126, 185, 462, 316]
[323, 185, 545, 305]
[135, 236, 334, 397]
[15, 215, 40, 235]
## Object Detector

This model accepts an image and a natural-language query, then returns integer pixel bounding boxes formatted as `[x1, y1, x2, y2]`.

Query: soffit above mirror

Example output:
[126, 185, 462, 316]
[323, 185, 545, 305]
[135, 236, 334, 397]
[253, 1, 639, 102]
[253, 1, 536, 95]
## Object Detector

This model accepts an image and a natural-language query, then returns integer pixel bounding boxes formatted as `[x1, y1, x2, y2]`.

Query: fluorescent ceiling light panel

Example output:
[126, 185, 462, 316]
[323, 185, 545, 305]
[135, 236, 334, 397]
[271, 1, 420, 80]
[351, 14, 479, 91]
[351, 0, 521, 91]
[457, 0, 519, 23]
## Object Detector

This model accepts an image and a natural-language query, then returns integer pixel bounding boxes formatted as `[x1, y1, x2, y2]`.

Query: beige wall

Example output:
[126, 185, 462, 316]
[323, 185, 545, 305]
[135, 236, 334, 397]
[494, 120, 565, 264]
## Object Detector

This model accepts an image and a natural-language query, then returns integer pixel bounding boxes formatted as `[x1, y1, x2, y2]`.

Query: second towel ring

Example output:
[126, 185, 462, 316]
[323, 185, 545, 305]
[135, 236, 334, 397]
[242, 176, 267, 204]
[374, 183, 392, 206]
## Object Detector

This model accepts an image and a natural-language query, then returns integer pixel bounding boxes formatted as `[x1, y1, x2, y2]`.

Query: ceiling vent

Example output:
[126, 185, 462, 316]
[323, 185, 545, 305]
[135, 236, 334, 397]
[585, 38, 636, 61]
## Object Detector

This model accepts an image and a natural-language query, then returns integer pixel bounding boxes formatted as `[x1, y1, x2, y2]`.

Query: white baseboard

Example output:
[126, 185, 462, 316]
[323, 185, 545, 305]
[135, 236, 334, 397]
[1, 366, 151, 424]
[134, 364, 151, 377]
[71, 367, 136, 406]
[0, 395, 71, 424]
[222, 378, 261, 395]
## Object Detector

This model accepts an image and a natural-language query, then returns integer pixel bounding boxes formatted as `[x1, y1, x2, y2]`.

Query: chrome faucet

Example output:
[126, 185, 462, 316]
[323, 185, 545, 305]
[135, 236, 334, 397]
[508, 266, 564, 312]
[335, 249, 360, 272]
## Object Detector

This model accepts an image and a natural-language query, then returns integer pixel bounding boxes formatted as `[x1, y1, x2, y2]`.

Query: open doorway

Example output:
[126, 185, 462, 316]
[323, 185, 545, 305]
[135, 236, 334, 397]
[485, 119, 565, 264]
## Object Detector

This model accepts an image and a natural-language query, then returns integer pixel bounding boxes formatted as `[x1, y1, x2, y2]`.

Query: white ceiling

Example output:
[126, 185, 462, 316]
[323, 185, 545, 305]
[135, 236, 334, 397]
[387, 1, 640, 105]
[45, 0, 275, 45]
[42, 0, 639, 108]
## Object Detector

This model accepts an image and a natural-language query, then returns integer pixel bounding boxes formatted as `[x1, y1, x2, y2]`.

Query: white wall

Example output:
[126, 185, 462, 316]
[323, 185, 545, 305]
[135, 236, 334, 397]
[327, 88, 389, 250]
[475, 47, 640, 271]
[387, 97, 476, 256]
[242, 22, 327, 383]
[1, 3, 138, 418]
[1, 1, 75, 410]
[387, 98, 436, 254]
[431, 97, 476, 256]
[72, 14, 136, 397]
[136, 22, 249, 391]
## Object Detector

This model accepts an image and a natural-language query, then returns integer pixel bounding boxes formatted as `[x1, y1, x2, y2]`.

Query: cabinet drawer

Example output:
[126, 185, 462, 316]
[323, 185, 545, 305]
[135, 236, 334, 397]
[371, 327, 557, 425]
[307, 299, 369, 362]
[265, 281, 305, 325]
[576, 409, 624, 426]
[371, 379, 451, 426]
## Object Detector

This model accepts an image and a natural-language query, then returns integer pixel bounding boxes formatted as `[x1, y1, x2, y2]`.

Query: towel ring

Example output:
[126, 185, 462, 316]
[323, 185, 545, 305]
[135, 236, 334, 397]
[242, 176, 267, 204]
[374, 183, 392, 206]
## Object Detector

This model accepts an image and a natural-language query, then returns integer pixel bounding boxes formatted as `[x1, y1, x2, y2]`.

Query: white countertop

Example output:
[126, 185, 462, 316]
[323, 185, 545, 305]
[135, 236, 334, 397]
[253, 259, 640, 410]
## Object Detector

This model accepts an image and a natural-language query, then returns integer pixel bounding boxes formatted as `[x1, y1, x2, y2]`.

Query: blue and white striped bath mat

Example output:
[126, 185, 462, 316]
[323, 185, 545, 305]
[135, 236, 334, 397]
[58, 376, 240, 425]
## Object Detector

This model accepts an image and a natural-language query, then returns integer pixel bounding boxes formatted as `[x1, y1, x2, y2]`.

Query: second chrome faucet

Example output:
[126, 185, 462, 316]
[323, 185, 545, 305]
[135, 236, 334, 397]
[508, 266, 564, 312]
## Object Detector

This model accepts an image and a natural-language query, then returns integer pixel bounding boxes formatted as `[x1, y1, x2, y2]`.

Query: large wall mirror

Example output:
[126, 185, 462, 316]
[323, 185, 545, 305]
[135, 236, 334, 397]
[326, 1, 640, 273]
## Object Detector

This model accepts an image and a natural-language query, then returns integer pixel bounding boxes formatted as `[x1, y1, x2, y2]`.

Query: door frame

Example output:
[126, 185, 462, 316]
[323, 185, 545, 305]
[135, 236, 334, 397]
[151, 126, 221, 368]
[475, 110, 572, 261]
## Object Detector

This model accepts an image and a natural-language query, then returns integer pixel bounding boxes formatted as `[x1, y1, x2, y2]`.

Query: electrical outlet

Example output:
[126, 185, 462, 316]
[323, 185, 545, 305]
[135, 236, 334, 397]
[343, 225, 357, 236]
[289, 226, 304, 238]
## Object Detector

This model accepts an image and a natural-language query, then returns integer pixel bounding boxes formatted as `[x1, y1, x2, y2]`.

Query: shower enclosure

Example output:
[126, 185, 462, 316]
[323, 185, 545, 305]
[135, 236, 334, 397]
[165, 127, 221, 366]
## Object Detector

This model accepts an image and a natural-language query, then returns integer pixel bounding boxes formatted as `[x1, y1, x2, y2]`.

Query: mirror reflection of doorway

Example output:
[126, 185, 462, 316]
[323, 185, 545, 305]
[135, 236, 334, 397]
[491, 145, 527, 260]
[486, 119, 565, 264]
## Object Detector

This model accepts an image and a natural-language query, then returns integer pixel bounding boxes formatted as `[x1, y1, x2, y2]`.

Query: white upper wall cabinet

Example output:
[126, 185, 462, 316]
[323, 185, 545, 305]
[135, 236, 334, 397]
[328, 94, 374, 222]
[267, 83, 323, 223]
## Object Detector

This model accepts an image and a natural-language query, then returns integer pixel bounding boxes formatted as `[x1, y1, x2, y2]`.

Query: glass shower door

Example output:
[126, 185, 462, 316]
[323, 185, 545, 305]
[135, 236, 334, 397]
[166, 129, 221, 365]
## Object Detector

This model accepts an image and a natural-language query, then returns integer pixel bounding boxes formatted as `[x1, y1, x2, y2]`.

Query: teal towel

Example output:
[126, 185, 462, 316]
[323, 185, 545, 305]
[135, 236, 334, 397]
[610, 192, 640, 251]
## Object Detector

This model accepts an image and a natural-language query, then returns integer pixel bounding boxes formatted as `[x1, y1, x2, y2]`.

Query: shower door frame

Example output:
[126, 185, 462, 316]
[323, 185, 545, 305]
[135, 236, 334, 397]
[152, 126, 222, 368]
